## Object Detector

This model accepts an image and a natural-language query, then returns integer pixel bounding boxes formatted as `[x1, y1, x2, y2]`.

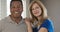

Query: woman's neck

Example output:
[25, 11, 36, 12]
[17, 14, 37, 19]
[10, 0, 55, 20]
[37, 16, 42, 21]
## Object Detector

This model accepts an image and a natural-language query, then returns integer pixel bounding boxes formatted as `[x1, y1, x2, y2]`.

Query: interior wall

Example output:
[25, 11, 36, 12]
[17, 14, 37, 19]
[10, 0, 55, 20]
[26, 0, 30, 18]
[0, 0, 1, 20]
[0, 0, 7, 19]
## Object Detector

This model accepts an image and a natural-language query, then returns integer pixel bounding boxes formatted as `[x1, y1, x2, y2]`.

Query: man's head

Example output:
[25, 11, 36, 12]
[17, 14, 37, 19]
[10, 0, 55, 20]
[10, 0, 23, 18]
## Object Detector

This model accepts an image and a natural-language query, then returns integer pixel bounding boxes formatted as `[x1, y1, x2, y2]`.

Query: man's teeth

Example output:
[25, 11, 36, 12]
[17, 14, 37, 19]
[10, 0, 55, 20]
[15, 12, 19, 13]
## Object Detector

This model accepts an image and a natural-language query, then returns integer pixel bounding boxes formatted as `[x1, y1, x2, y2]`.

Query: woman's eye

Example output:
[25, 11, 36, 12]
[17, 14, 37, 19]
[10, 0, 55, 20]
[32, 8, 34, 10]
[36, 7, 39, 9]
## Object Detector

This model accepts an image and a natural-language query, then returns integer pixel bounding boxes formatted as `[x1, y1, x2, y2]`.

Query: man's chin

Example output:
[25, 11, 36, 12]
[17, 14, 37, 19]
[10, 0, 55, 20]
[11, 15, 21, 18]
[13, 16, 20, 18]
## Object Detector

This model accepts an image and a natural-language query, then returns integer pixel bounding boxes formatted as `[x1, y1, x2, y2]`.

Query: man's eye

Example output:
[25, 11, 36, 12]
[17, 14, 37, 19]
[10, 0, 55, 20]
[12, 7, 15, 8]
[17, 6, 21, 8]
[11, 6, 15, 8]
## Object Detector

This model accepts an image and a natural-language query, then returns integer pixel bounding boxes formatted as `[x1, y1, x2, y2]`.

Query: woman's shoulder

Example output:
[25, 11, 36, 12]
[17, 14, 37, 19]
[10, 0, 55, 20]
[43, 18, 53, 24]
[40, 18, 54, 28]
[40, 18, 54, 32]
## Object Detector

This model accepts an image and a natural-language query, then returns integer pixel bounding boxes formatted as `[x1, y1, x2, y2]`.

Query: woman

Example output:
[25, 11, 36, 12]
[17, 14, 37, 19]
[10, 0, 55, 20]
[25, 0, 54, 32]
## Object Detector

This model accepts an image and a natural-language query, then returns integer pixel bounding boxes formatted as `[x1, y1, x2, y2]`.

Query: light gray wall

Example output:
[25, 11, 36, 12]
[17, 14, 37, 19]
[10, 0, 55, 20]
[41, 0, 60, 32]
[0, 0, 1, 20]
[0, 0, 7, 19]
[26, 0, 30, 18]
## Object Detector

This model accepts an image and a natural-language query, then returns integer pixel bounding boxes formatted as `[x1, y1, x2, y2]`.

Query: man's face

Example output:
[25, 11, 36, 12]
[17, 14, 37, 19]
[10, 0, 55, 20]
[10, 1, 23, 18]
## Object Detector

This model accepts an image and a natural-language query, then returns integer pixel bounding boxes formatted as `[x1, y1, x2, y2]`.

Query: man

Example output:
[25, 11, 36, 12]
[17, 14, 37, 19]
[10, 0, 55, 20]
[0, 0, 27, 32]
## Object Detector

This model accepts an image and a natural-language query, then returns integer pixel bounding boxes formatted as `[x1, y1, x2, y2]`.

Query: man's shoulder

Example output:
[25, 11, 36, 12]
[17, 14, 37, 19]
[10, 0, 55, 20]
[0, 16, 10, 23]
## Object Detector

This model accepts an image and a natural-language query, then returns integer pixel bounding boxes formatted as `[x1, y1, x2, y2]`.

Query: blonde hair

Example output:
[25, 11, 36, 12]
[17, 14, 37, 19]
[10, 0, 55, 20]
[29, 0, 48, 25]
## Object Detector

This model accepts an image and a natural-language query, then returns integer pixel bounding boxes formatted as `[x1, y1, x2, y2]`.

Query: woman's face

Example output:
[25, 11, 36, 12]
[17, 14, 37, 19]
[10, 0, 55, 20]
[31, 3, 42, 17]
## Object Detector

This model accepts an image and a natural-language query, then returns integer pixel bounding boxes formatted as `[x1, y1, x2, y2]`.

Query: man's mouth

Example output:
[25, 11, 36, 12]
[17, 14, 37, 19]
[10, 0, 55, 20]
[15, 12, 19, 13]
[14, 12, 19, 14]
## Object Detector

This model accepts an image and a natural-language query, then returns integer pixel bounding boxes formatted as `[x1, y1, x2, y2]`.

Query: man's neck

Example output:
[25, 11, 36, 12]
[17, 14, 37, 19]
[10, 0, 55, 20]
[10, 15, 22, 24]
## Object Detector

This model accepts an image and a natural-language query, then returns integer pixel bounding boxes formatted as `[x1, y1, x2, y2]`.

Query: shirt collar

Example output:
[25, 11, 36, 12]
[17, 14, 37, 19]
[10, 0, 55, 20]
[8, 16, 24, 24]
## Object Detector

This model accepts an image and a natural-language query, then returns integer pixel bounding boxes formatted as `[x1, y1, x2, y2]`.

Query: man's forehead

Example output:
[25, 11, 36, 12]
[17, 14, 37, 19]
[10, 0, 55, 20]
[12, 1, 21, 4]
[11, 1, 22, 6]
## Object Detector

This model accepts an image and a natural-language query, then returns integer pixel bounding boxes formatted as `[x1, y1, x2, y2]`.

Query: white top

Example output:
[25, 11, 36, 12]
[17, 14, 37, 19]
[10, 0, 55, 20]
[32, 21, 40, 29]
[0, 16, 27, 32]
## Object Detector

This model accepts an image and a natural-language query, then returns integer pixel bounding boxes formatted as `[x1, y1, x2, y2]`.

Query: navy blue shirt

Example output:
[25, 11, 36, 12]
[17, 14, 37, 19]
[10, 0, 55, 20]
[32, 19, 54, 32]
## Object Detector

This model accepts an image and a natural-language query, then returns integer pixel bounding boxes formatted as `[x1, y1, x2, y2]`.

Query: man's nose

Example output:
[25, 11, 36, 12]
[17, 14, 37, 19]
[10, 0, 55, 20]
[14, 8, 19, 11]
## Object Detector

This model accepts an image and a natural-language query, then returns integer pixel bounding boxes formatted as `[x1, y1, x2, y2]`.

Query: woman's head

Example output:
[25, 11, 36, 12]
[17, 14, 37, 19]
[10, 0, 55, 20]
[29, 0, 48, 21]
[31, 3, 42, 17]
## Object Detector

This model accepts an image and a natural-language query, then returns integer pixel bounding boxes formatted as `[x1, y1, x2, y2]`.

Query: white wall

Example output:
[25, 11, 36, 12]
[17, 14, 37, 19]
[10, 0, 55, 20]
[21, 0, 26, 18]
[0, 0, 7, 19]
[0, 0, 1, 20]
[26, 0, 30, 18]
